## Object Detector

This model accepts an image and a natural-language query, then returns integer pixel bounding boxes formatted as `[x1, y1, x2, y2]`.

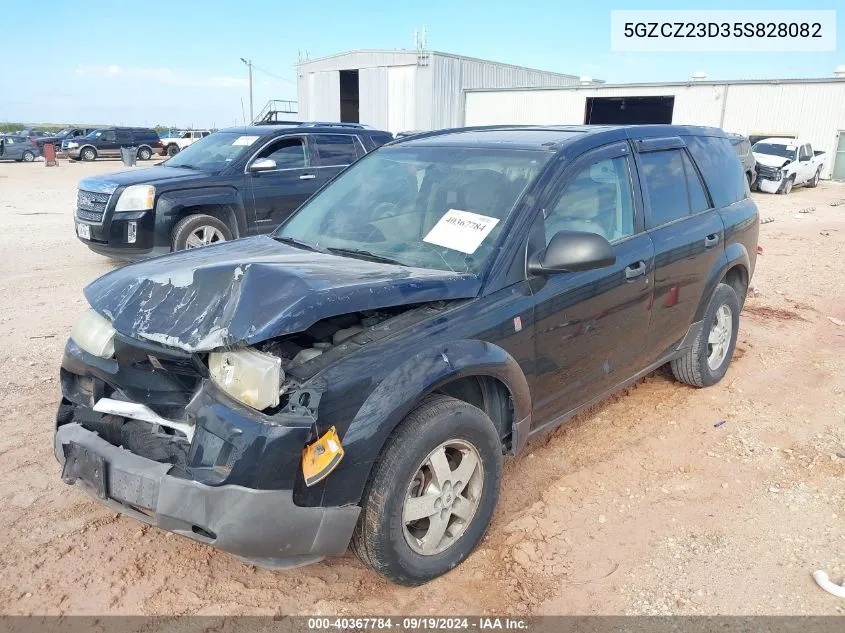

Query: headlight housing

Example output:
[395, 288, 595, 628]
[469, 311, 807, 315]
[115, 185, 155, 212]
[209, 348, 282, 410]
[71, 309, 116, 358]
[66, 142, 79, 148]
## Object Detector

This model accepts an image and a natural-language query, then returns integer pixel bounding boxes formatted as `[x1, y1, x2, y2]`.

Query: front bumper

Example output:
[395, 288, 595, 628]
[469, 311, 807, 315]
[756, 178, 782, 194]
[55, 339, 361, 568]
[62, 147, 82, 159]
[55, 424, 359, 568]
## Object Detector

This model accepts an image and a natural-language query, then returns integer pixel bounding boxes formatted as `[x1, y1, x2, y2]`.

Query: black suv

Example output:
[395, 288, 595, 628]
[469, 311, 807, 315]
[36, 127, 97, 151]
[72, 123, 393, 259]
[62, 127, 162, 162]
[56, 125, 757, 586]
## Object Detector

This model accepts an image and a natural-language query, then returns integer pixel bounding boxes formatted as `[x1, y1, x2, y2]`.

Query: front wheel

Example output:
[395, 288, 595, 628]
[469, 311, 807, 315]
[670, 283, 740, 388]
[166, 144, 179, 157]
[171, 214, 233, 251]
[777, 175, 794, 195]
[80, 147, 97, 161]
[351, 395, 502, 586]
[807, 168, 821, 188]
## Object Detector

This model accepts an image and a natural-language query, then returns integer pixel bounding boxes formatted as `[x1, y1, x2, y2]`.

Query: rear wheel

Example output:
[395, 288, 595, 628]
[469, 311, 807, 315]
[351, 395, 502, 586]
[670, 283, 740, 388]
[171, 214, 233, 251]
[137, 146, 152, 161]
[22, 150, 35, 162]
[807, 168, 821, 188]
[80, 147, 97, 161]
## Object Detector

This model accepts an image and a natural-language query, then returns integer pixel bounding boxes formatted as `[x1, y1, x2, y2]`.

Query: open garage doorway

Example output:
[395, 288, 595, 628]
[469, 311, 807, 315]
[585, 96, 674, 125]
[340, 70, 359, 123]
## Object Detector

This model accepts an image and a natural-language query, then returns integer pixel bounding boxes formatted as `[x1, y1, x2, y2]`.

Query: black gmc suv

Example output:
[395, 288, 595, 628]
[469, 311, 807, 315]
[56, 125, 757, 585]
[73, 123, 393, 259]
[62, 127, 162, 162]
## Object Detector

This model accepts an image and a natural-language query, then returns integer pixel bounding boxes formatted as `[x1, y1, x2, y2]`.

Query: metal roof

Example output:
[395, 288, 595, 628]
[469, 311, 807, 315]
[296, 49, 589, 81]
[465, 76, 845, 93]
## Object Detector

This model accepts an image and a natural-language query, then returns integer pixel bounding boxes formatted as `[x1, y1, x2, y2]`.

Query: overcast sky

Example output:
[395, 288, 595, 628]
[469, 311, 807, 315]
[1, 0, 842, 128]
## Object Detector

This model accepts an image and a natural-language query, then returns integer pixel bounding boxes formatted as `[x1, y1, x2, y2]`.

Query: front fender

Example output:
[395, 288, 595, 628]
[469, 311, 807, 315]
[154, 187, 248, 247]
[314, 339, 531, 506]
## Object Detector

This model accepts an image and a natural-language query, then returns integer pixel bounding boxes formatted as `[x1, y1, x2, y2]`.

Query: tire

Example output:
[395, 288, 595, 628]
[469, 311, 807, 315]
[80, 147, 97, 161]
[137, 146, 152, 161]
[351, 394, 502, 586]
[171, 214, 233, 251]
[166, 144, 179, 157]
[777, 175, 794, 195]
[22, 150, 35, 162]
[807, 168, 821, 188]
[670, 283, 741, 388]
[746, 172, 753, 190]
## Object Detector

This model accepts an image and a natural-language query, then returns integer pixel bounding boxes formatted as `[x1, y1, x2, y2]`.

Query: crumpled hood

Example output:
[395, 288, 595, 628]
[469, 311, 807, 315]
[84, 236, 481, 351]
[753, 153, 791, 169]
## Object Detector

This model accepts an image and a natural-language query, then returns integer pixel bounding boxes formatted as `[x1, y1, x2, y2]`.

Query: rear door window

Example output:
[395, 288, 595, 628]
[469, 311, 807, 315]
[639, 149, 710, 228]
[684, 135, 747, 208]
[313, 134, 362, 166]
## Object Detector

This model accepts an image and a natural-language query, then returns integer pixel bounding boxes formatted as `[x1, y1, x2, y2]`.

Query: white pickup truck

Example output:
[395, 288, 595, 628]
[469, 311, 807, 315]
[752, 138, 825, 194]
[160, 129, 212, 157]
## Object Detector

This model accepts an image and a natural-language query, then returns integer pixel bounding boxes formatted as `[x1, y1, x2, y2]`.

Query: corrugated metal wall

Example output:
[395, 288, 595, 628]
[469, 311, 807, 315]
[465, 82, 845, 178]
[387, 66, 417, 133]
[358, 66, 389, 129]
[303, 71, 341, 121]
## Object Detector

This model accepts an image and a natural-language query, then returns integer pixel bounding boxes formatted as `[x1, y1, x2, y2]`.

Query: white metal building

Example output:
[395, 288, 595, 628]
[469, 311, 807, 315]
[296, 50, 592, 134]
[464, 77, 845, 179]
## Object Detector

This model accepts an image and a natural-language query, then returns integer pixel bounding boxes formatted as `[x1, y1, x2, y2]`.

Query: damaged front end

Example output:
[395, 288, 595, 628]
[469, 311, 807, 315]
[56, 240, 478, 566]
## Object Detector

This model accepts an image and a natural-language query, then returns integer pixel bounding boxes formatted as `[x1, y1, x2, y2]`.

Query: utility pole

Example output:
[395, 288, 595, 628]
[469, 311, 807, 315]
[240, 58, 253, 123]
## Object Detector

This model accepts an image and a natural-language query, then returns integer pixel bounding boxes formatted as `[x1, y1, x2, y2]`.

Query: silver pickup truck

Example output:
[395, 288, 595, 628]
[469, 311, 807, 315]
[752, 138, 825, 194]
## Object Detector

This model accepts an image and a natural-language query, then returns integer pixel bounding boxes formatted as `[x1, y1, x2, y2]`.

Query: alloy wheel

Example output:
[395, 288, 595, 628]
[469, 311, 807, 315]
[707, 304, 733, 370]
[185, 226, 226, 248]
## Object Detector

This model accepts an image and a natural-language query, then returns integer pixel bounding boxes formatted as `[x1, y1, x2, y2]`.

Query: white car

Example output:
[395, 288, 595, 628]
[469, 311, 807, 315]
[160, 129, 212, 157]
[752, 138, 825, 194]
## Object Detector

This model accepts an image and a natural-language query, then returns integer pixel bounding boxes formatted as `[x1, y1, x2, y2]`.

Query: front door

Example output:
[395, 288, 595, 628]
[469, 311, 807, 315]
[246, 135, 320, 231]
[634, 140, 725, 361]
[530, 141, 655, 428]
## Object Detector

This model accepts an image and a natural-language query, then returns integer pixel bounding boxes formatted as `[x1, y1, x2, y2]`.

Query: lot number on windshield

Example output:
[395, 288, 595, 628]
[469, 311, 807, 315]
[423, 209, 500, 255]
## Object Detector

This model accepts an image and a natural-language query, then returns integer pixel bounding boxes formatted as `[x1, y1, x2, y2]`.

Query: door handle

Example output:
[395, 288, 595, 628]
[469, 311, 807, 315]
[625, 261, 646, 280]
[299, 174, 316, 180]
[704, 233, 720, 248]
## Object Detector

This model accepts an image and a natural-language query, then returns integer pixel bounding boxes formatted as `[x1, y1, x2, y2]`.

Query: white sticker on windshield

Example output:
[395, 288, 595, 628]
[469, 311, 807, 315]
[423, 209, 500, 255]
[232, 135, 259, 146]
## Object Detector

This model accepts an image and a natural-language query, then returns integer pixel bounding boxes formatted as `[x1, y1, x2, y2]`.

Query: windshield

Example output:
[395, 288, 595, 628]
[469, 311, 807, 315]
[164, 131, 261, 171]
[55, 128, 72, 137]
[273, 146, 551, 273]
[753, 143, 796, 159]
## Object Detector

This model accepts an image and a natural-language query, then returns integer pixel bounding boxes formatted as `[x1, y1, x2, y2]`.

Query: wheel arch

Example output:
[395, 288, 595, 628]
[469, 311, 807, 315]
[154, 188, 248, 246]
[693, 244, 751, 323]
[79, 144, 98, 158]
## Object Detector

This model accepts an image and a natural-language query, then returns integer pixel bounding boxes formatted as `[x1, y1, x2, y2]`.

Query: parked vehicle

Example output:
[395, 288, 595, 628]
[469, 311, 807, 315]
[72, 123, 393, 259]
[0, 135, 40, 162]
[55, 124, 758, 585]
[62, 127, 163, 162]
[36, 127, 97, 151]
[727, 133, 756, 189]
[752, 138, 825, 194]
[160, 129, 212, 157]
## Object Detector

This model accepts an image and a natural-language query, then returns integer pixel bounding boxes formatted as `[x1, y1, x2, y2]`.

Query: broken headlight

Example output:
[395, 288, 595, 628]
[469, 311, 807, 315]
[208, 348, 282, 411]
[71, 309, 115, 358]
[115, 185, 155, 212]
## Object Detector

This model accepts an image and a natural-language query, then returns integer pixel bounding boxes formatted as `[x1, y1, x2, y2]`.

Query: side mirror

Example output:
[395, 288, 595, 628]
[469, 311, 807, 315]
[529, 230, 616, 276]
[249, 157, 277, 172]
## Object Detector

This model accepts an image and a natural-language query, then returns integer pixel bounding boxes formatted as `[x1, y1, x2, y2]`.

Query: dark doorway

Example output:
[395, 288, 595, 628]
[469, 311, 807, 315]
[339, 70, 359, 123]
[585, 96, 674, 125]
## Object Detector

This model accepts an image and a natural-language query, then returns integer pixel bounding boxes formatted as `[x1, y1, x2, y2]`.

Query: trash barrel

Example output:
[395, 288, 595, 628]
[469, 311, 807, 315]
[120, 146, 138, 167]
[44, 143, 57, 167]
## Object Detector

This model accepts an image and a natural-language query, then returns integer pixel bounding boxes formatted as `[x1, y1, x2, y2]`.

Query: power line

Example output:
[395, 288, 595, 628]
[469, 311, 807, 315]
[250, 63, 297, 86]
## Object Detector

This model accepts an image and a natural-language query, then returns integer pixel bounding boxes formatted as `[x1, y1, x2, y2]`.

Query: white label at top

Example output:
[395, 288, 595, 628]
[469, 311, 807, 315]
[423, 209, 500, 255]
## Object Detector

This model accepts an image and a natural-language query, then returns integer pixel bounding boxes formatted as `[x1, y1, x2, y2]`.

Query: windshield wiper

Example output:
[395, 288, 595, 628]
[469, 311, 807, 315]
[326, 247, 406, 266]
[272, 236, 327, 253]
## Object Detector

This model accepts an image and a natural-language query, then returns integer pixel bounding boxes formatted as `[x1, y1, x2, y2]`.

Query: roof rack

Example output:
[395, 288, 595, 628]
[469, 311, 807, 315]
[298, 121, 371, 129]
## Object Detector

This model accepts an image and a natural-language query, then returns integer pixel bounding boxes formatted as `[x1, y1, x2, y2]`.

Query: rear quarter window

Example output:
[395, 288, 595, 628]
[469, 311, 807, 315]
[684, 135, 747, 207]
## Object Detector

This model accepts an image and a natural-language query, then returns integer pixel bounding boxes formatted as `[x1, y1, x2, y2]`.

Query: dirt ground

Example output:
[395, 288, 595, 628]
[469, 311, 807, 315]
[0, 157, 843, 616]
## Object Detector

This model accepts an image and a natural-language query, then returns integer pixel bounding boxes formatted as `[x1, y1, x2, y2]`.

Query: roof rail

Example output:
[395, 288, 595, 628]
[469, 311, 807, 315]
[386, 124, 536, 144]
[299, 121, 370, 129]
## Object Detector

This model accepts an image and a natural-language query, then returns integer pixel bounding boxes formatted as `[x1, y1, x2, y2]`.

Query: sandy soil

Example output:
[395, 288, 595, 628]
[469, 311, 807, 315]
[0, 158, 843, 616]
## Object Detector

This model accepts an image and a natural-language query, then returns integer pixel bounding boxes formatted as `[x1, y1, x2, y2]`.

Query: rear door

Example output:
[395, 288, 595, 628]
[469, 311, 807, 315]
[246, 134, 319, 231]
[530, 141, 655, 426]
[311, 133, 366, 185]
[634, 137, 724, 362]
